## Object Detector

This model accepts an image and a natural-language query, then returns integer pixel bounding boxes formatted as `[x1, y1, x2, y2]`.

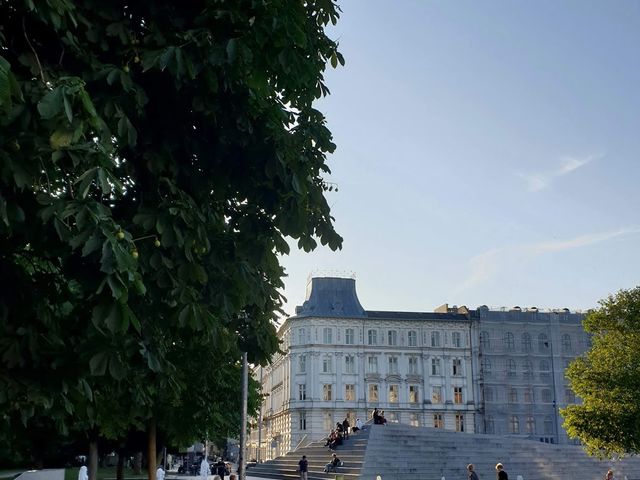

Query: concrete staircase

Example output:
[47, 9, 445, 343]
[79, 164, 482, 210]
[247, 428, 369, 480]
[360, 423, 640, 480]
[247, 423, 640, 480]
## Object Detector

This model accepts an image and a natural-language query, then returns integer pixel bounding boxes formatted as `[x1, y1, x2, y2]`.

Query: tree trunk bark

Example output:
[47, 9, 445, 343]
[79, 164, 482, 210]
[88, 438, 99, 480]
[134, 452, 142, 475]
[116, 447, 125, 480]
[147, 419, 157, 480]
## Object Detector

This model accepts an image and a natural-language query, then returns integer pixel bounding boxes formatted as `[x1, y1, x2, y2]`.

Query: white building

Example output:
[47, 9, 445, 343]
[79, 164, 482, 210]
[247, 276, 587, 461]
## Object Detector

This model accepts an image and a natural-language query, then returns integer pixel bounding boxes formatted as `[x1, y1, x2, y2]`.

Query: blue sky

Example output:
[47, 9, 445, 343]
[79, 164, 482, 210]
[279, 0, 640, 316]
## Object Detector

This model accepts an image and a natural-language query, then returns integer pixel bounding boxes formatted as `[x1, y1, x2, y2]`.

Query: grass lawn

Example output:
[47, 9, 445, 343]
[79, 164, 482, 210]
[0, 471, 21, 480]
[64, 467, 149, 480]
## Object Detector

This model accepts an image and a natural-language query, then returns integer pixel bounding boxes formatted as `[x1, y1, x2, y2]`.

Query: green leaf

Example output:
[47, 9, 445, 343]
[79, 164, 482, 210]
[226, 39, 237, 63]
[63, 93, 73, 123]
[89, 352, 108, 376]
[50, 129, 74, 149]
[38, 87, 63, 119]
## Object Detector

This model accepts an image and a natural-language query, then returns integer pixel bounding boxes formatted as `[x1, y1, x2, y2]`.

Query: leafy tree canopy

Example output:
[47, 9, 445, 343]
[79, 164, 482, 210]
[563, 286, 640, 458]
[0, 0, 343, 460]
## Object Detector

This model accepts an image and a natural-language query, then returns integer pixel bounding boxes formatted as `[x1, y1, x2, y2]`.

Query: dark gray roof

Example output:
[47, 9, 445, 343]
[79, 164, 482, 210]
[294, 277, 366, 318]
[366, 311, 470, 322]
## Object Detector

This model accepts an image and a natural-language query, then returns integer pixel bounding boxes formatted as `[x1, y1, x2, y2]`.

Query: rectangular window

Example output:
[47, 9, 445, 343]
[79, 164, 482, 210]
[299, 411, 307, 430]
[452, 358, 462, 376]
[408, 357, 418, 374]
[368, 356, 378, 374]
[388, 330, 397, 346]
[452, 331, 462, 347]
[368, 329, 378, 345]
[323, 384, 332, 401]
[431, 358, 441, 375]
[345, 328, 355, 345]
[388, 356, 399, 374]
[410, 413, 419, 427]
[525, 416, 535, 434]
[368, 384, 379, 401]
[408, 330, 417, 347]
[298, 384, 306, 401]
[484, 387, 494, 402]
[524, 388, 533, 403]
[389, 384, 399, 403]
[299, 354, 306, 373]
[509, 387, 518, 403]
[345, 384, 355, 401]
[323, 327, 332, 344]
[298, 328, 305, 344]
[433, 413, 444, 429]
[431, 331, 441, 347]
[455, 413, 464, 432]
[345, 355, 355, 374]
[409, 385, 419, 403]
[322, 356, 332, 373]
[454, 387, 463, 404]
[432, 386, 442, 404]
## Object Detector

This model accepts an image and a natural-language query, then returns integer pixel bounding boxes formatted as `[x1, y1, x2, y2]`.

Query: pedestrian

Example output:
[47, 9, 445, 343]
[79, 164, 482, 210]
[298, 454, 309, 480]
[200, 458, 210, 480]
[78, 466, 88, 480]
[467, 464, 479, 480]
[605, 470, 615, 480]
[215, 458, 226, 479]
[354, 417, 363, 432]
[156, 467, 166, 480]
[342, 417, 350, 439]
[495, 463, 508, 480]
[372, 408, 380, 424]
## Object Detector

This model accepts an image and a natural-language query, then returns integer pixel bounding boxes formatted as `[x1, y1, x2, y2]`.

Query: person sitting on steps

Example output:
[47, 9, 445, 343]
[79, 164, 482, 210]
[324, 453, 341, 473]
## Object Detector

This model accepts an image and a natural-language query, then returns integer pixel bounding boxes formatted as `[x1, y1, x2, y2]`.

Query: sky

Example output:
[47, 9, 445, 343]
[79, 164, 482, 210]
[279, 0, 640, 317]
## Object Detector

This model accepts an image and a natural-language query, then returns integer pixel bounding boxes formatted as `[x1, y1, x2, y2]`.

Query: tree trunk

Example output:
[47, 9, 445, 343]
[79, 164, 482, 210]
[116, 447, 125, 480]
[147, 419, 157, 480]
[134, 452, 142, 475]
[88, 439, 99, 480]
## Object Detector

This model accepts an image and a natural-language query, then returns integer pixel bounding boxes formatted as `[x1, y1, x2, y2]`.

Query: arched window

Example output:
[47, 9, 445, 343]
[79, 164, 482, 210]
[561, 334, 572, 353]
[509, 415, 520, 434]
[525, 416, 535, 434]
[509, 387, 518, 403]
[523, 360, 533, 378]
[482, 358, 492, 376]
[507, 359, 517, 377]
[504, 332, 515, 351]
[538, 333, 549, 352]
[521, 332, 532, 352]
[480, 331, 491, 349]
[540, 360, 550, 376]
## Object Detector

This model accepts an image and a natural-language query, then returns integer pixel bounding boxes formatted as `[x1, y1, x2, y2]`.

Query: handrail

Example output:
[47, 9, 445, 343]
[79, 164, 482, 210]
[294, 434, 308, 451]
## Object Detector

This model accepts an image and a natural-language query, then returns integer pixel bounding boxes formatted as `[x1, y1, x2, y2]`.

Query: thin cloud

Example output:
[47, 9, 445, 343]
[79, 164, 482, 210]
[518, 154, 599, 192]
[457, 227, 640, 293]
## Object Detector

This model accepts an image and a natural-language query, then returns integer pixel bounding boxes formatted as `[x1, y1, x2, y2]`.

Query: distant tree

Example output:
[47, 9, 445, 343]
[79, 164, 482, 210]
[562, 286, 640, 457]
[0, 1, 343, 479]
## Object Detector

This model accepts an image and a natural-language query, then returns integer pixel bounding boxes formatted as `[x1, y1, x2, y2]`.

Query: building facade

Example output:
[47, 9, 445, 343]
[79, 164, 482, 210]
[247, 276, 587, 461]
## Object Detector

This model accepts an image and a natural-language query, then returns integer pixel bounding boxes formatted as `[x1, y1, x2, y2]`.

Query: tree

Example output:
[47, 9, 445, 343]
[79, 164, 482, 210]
[0, 0, 343, 477]
[562, 286, 640, 458]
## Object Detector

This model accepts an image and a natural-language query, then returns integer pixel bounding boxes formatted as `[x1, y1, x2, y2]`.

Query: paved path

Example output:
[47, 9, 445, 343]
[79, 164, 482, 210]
[16, 470, 64, 480]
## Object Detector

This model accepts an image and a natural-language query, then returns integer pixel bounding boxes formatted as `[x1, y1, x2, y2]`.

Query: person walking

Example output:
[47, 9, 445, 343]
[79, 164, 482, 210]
[298, 455, 308, 480]
[495, 463, 508, 480]
[467, 464, 479, 480]
[342, 417, 350, 439]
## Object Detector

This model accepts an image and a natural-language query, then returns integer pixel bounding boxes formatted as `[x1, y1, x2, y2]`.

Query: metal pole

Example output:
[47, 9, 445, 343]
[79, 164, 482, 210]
[257, 367, 263, 463]
[239, 352, 248, 480]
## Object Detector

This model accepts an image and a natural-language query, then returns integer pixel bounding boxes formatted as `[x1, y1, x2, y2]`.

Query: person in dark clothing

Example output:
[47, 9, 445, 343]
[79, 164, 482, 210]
[298, 455, 308, 480]
[214, 458, 226, 479]
[342, 417, 350, 439]
[373, 408, 380, 424]
[495, 463, 508, 480]
[324, 453, 341, 473]
[468, 464, 479, 480]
